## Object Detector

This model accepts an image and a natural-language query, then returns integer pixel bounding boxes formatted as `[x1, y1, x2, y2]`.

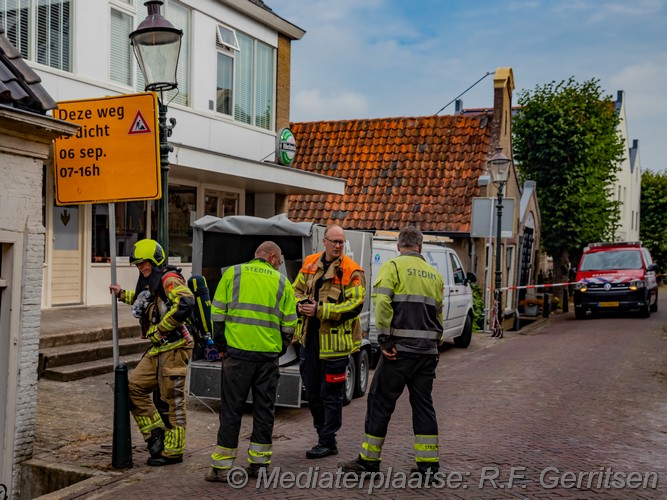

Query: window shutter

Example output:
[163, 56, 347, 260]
[36, 0, 70, 71]
[110, 8, 133, 86]
[254, 41, 274, 130]
[234, 32, 253, 125]
[0, 0, 30, 58]
[135, 0, 189, 106]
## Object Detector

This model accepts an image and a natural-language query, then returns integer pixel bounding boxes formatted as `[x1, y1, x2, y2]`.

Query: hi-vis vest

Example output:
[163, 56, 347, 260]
[293, 253, 366, 359]
[373, 252, 444, 347]
[211, 259, 297, 354]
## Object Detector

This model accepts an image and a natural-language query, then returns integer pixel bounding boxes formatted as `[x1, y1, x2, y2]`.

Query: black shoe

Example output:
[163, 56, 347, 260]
[247, 464, 268, 479]
[146, 428, 165, 459]
[338, 458, 379, 474]
[306, 444, 338, 459]
[146, 455, 183, 466]
[410, 466, 439, 483]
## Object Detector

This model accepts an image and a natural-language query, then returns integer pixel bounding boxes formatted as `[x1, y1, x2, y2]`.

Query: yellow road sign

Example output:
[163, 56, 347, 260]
[54, 93, 160, 205]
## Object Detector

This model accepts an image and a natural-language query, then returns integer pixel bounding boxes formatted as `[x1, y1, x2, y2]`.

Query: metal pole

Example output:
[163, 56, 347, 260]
[109, 202, 132, 468]
[109, 202, 119, 367]
[493, 186, 504, 338]
[157, 95, 172, 256]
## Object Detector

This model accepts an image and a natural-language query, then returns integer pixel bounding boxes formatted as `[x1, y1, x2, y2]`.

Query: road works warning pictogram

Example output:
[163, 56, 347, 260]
[129, 110, 152, 135]
[53, 92, 160, 205]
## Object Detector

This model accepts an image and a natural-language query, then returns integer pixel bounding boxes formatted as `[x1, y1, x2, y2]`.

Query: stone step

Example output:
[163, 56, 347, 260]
[39, 324, 142, 349]
[39, 337, 148, 376]
[41, 352, 145, 382]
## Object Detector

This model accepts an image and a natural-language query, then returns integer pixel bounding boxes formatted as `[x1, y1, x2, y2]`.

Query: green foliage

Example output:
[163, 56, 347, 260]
[513, 78, 625, 272]
[640, 170, 667, 272]
[471, 283, 485, 332]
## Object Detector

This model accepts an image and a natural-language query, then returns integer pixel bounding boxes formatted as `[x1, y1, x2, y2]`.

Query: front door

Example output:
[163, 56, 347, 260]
[51, 205, 82, 305]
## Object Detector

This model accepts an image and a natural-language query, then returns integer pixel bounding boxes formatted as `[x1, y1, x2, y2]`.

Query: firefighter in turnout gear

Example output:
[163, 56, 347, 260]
[294, 224, 366, 460]
[205, 241, 297, 483]
[339, 225, 444, 478]
[109, 239, 195, 466]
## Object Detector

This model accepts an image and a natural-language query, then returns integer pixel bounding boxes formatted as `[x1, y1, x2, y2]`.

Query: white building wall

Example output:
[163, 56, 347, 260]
[612, 91, 641, 242]
[31, 0, 345, 308]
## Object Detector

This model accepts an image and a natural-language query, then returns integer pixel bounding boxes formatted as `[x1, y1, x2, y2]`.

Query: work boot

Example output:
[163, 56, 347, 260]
[410, 466, 440, 484]
[204, 467, 229, 483]
[146, 454, 183, 466]
[247, 463, 268, 479]
[146, 428, 165, 458]
[338, 458, 379, 474]
[305, 444, 338, 459]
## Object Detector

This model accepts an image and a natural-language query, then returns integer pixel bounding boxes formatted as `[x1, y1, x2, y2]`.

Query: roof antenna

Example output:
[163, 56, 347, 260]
[434, 71, 494, 116]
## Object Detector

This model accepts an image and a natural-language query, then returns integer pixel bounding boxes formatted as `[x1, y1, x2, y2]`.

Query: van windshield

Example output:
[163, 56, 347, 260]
[579, 250, 643, 271]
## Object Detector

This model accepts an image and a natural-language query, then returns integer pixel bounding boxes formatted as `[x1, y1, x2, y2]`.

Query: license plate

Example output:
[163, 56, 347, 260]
[599, 301, 619, 307]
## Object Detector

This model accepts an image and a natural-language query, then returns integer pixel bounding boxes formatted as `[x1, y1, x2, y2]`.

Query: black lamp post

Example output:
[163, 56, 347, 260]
[130, 0, 182, 257]
[488, 147, 511, 338]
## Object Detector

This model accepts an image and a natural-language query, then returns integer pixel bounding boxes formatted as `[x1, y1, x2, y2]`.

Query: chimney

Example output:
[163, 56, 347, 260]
[455, 99, 463, 114]
[491, 67, 514, 156]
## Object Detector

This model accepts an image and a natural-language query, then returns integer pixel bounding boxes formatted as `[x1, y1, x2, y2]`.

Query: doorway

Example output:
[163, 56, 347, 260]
[51, 205, 83, 305]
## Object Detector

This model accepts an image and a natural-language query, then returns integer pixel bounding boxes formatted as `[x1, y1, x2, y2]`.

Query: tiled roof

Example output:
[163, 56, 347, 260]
[287, 114, 493, 233]
[0, 27, 56, 114]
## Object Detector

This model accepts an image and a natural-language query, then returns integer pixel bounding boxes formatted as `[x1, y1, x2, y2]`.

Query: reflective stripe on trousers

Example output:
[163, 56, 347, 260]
[360, 434, 385, 462]
[248, 442, 272, 465]
[211, 445, 237, 469]
[133, 410, 163, 436]
[414, 434, 439, 463]
[164, 425, 186, 457]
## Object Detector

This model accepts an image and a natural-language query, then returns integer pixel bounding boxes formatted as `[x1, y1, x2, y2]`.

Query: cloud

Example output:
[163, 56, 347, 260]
[292, 89, 370, 122]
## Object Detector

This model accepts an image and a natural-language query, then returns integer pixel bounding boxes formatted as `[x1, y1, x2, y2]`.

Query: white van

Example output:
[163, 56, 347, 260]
[368, 239, 477, 362]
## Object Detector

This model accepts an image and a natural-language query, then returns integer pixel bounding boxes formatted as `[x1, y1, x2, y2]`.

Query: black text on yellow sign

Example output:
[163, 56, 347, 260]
[53, 93, 161, 205]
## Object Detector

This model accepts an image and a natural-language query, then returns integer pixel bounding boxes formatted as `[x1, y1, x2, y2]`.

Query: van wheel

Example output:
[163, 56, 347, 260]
[343, 358, 356, 406]
[651, 291, 658, 312]
[354, 350, 370, 397]
[575, 308, 586, 320]
[453, 315, 473, 348]
[640, 298, 651, 318]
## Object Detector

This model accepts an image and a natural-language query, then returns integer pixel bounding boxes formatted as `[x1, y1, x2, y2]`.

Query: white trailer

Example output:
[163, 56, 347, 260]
[187, 214, 373, 408]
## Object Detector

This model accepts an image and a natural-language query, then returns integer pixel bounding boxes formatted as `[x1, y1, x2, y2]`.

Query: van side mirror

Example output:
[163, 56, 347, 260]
[465, 272, 477, 284]
[648, 263, 658, 272]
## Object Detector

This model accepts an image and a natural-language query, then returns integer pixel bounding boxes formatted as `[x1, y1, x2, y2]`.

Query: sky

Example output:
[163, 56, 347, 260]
[268, 0, 667, 172]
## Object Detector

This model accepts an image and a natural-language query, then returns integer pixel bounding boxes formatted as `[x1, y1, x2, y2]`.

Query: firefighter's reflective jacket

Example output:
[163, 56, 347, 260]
[211, 258, 297, 361]
[118, 267, 195, 355]
[293, 252, 366, 359]
[373, 251, 444, 354]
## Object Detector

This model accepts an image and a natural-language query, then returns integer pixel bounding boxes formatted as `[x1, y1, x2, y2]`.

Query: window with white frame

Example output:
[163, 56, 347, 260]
[135, 0, 190, 106]
[216, 26, 275, 131]
[0, 0, 71, 71]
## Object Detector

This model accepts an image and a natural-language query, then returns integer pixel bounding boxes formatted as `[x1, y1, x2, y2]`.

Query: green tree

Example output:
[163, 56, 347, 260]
[513, 77, 625, 294]
[640, 170, 667, 275]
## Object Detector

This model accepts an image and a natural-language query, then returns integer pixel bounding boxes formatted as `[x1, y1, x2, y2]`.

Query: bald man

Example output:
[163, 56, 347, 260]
[293, 224, 366, 459]
[205, 241, 297, 482]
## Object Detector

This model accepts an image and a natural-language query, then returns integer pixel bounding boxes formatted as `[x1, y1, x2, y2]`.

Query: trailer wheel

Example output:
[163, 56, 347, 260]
[343, 358, 356, 406]
[354, 349, 370, 397]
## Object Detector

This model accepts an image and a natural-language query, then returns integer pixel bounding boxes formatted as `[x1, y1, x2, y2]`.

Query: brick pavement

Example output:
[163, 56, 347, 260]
[33, 301, 667, 499]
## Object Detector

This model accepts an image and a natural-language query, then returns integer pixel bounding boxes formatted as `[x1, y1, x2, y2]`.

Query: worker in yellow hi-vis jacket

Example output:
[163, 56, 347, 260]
[339, 225, 444, 479]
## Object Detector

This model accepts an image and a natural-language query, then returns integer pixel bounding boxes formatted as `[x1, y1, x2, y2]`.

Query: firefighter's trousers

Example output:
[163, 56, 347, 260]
[129, 342, 193, 458]
[214, 355, 279, 467]
[360, 352, 439, 468]
[300, 334, 349, 449]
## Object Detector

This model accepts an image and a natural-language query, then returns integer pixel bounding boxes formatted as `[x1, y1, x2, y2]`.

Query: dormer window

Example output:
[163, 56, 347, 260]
[217, 24, 239, 51]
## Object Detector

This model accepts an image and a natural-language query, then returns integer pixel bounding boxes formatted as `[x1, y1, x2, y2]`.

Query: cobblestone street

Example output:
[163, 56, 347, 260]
[34, 298, 667, 499]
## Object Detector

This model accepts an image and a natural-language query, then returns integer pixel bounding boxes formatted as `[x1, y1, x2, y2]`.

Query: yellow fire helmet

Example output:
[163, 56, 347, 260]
[130, 239, 165, 267]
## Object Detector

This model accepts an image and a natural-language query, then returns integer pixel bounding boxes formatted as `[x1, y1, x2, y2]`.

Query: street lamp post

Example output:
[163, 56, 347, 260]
[488, 147, 511, 338]
[130, 0, 182, 257]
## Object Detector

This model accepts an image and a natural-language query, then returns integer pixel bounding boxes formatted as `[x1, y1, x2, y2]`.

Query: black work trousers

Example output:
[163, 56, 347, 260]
[299, 332, 348, 448]
[217, 354, 279, 449]
[364, 352, 438, 439]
